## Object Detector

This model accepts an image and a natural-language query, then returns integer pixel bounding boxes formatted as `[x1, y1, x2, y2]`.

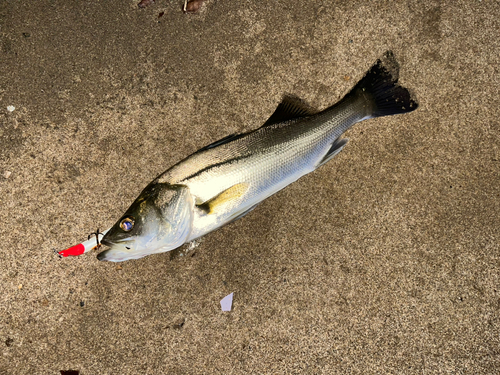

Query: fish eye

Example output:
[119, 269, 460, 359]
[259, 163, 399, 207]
[120, 217, 135, 232]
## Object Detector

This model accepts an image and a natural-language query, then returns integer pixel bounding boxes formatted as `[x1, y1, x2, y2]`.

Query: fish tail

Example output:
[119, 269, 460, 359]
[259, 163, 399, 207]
[350, 51, 418, 118]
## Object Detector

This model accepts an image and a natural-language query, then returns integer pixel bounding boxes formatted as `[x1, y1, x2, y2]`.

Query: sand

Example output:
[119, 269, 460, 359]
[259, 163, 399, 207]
[1, 0, 499, 373]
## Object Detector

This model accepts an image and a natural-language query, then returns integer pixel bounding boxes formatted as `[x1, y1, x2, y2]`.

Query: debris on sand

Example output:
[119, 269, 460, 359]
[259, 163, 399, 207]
[183, 0, 206, 13]
[220, 293, 234, 312]
[138, 0, 155, 9]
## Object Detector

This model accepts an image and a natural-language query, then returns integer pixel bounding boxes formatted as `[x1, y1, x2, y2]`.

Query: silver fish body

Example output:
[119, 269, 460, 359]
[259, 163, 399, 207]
[163, 98, 361, 241]
[99, 51, 417, 262]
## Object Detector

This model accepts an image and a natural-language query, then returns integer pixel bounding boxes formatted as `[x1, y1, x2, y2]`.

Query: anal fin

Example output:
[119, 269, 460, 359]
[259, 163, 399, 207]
[317, 138, 349, 168]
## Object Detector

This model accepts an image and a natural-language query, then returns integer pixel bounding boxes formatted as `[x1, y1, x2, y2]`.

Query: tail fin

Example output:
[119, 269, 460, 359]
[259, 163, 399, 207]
[350, 51, 418, 118]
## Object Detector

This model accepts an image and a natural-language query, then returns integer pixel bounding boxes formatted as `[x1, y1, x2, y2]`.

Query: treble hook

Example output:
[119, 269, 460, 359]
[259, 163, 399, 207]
[88, 228, 104, 249]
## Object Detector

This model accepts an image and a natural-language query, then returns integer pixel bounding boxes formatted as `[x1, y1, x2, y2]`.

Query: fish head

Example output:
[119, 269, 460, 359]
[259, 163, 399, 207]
[99, 183, 193, 262]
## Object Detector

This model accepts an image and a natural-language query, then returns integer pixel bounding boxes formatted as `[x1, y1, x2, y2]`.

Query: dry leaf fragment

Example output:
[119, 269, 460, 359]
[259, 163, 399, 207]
[183, 0, 206, 13]
[138, 0, 155, 8]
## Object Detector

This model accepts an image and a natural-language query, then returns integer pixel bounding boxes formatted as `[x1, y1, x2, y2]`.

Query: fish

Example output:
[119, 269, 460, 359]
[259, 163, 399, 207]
[83, 51, 418, 262]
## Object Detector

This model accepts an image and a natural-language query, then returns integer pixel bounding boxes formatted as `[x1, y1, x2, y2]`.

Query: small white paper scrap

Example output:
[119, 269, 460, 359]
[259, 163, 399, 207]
[7, 105, 15, 112]
[220, 292, 234, 312]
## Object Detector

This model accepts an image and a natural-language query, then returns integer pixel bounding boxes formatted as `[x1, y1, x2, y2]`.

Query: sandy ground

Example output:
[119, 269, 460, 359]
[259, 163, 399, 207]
[1, 0, 499, 374]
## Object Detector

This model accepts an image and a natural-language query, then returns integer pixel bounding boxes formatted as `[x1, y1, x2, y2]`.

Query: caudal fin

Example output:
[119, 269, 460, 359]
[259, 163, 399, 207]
[351, 51, 418, 118]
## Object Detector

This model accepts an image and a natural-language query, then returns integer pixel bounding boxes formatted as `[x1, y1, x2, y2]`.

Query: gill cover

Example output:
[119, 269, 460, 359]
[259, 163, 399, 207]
[98, 183, 193, 261]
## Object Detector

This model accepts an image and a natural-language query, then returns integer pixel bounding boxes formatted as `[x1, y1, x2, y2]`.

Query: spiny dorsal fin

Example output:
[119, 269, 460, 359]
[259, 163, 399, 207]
[197, 183, 249, 214]
[198, 133, 247, 152]
[262, 95, 318, 127]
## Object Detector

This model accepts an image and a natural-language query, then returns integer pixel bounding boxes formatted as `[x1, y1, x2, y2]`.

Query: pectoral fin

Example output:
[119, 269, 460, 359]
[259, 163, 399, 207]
[197, 183, 250, 214]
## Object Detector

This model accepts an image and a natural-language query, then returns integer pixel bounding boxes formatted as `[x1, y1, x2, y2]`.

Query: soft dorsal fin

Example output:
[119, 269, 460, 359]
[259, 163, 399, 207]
[262, 95, 318, 127]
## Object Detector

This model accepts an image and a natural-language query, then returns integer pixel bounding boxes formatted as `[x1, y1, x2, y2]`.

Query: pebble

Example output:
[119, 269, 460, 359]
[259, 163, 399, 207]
[7, 106, 15, 112]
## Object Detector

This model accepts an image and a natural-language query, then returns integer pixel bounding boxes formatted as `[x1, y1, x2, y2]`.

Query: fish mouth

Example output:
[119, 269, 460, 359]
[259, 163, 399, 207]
[96, 238, 113, 261]
[96, 238, 112, 261]
[100, 238, 114, 248]
[96, 239, 140, 262]
[96, 249, 111, 261]
[96, 247, 148, 262]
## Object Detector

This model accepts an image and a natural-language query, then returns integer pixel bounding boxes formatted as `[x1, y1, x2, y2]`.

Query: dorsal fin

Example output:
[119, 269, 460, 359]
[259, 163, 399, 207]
[197, 133, 247, 152]
[262, 95, 318, 127]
